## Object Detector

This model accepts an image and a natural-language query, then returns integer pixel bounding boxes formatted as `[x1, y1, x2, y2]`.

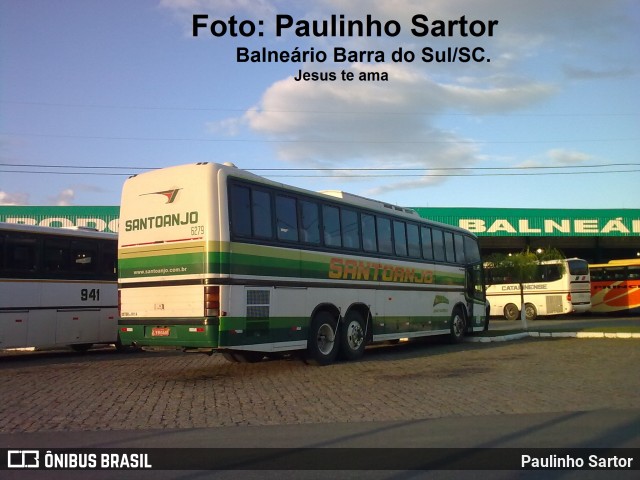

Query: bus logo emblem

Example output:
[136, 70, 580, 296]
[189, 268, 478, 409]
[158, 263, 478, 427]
[142, 189, 181, 204]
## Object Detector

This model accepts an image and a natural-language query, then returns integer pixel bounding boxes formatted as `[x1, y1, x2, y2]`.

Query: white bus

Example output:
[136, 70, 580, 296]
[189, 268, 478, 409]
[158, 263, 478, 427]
[117, 162, 489, 365]
[485, 258, 591, 321]
[0, 222, 120, 352]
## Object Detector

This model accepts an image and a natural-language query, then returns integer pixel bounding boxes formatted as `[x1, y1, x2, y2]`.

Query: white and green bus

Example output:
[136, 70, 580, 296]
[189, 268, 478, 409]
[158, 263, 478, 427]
[117, 162, 489, 364]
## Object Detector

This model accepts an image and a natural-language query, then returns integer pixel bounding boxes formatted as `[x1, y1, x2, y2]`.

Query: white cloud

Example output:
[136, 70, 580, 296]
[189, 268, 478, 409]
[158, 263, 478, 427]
[546, 149, 593, 165]
[220, 62, 555, 193]
[49, 189, 75, 206]
[518, 149, 594, 169]
[0, 191, 30, 205]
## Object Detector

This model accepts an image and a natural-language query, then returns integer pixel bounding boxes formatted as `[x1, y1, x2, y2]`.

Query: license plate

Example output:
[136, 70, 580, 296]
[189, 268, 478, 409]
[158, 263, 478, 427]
[151, 327, 170, 337]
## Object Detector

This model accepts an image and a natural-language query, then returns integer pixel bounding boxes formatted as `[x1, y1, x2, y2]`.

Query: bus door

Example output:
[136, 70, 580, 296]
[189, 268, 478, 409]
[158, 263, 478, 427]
[466, 263, 487, 330]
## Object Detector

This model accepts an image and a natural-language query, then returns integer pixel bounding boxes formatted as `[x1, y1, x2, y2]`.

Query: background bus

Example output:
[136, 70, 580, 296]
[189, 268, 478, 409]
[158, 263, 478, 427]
[117, 162, 489, 365]
[485, 258, 591, 320]
[0, 222, 120, 352]
[589, 259, 640, 315]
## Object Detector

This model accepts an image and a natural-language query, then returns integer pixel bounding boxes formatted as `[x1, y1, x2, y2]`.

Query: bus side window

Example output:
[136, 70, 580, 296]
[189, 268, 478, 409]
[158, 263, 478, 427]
[6, 236, 37, 272]
[275, 195, 299, 242]
[454, 234, 465, 264]
[341, 209, 360, 250]
[43, 237, 70, 273]
[444, 232, 455, 263]
[322, 205, 341, 248]
[376, 217, 393, 255]
[421, 226, 433, 260]
[590, 269, 602, 281]
[393, 220, 408, 257]
[252, 189, 273, 239]
[464, 236, 481, 263]
[100, 241, 117, 277]
[407, 224, 421, 258]
[432, 228, 445, 262]
[361, 214, 377, 252]
[628, 267, 640, 279]
[299, 200, 320, 244]
[72, 240, 97, 273]
[612, 268, 625, 280]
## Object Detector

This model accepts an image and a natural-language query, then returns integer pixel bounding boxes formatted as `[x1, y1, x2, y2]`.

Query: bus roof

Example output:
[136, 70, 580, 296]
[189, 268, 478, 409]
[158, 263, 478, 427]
[133, 162, 476, 237]
[590, 258, 640, 268]
[319, 190, 420, 217]
[0, 222, 117, 240]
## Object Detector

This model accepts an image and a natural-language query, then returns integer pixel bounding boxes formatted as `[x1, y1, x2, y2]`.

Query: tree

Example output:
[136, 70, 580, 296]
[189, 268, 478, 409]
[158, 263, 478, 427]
[485, 247, 565, 329]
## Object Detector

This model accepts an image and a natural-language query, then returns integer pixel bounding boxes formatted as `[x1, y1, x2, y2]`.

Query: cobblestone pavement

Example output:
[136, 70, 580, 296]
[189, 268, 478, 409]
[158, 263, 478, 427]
[0, 337, 638, 433]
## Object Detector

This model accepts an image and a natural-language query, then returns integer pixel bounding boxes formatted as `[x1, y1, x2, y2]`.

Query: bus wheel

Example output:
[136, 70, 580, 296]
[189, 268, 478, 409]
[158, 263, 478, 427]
[305, 311, 339, 366]
[71, 343, 92, 353]
[525, 303, 538, 321]
[504, 303, 519, 321]
[339, 310, 366, 361]
[449, 309, 466, 344]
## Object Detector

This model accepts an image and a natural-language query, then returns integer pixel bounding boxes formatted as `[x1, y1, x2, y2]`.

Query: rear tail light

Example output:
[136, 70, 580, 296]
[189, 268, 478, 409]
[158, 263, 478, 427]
[205, 285, 220, 317]
[567, 293, 572, 302]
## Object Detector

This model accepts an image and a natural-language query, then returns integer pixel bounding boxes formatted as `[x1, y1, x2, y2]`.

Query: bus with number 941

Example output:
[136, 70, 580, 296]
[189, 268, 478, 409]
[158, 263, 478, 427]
[0, 222, 120, 352]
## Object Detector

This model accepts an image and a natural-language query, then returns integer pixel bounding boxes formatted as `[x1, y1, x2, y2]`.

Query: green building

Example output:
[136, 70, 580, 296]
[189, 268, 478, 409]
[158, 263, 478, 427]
[1, 205, 639, 262]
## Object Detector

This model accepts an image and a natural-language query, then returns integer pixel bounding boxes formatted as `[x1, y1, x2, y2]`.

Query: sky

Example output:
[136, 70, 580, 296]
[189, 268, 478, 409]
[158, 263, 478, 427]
[1, 0, 639, 209]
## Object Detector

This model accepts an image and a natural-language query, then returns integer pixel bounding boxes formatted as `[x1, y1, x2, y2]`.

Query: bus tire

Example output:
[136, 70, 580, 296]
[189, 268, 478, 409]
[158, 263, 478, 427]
[339, 310, 367, 361]
[449, 308, 466, 344]
[305, 311, 339, 366]
[525, 303, 538, 321]
[504, 303, 519, 321]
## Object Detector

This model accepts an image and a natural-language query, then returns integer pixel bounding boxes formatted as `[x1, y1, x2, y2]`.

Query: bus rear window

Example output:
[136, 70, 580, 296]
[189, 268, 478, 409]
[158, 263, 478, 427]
[567, 259, 589, 276]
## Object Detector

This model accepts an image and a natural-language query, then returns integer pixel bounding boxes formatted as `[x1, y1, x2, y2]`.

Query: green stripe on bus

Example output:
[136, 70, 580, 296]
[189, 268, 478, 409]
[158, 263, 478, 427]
[119, 251, 206, 277]
[119, 242, 465, 287]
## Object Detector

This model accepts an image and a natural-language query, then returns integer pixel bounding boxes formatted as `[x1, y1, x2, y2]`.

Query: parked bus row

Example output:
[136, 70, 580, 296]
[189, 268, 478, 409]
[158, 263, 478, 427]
[485, 258, 640, 320]
[0, 222, 121, 352]
[1, 163, 637, 358]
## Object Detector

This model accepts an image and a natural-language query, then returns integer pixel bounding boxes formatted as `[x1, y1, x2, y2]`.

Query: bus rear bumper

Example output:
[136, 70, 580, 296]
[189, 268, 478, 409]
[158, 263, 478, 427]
[571, 304, 592, 314]
[118, 322, 219, 349]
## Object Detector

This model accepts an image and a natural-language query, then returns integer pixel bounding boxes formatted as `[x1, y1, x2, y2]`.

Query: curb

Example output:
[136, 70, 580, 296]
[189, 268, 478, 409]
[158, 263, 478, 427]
[465, 331, 640, 343]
